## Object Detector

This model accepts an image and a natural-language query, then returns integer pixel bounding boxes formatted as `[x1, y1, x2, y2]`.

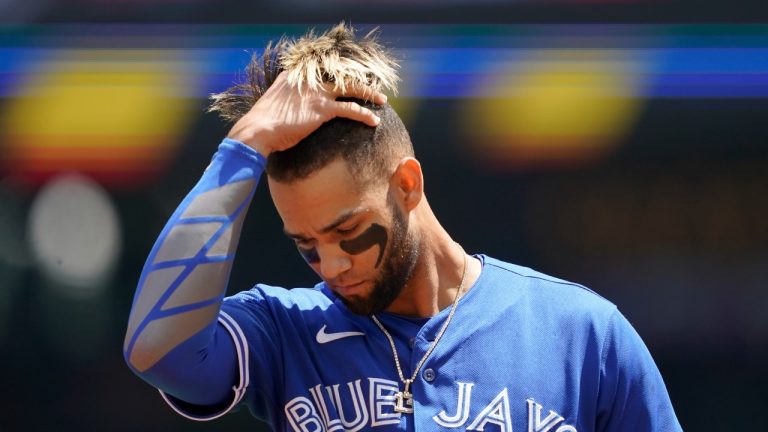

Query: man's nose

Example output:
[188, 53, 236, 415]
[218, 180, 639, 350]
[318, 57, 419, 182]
[318, 245, 352, 280]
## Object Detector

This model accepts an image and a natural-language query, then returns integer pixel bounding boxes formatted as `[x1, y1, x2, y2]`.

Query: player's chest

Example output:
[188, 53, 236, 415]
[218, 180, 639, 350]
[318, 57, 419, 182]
[280, 321, 590, 431]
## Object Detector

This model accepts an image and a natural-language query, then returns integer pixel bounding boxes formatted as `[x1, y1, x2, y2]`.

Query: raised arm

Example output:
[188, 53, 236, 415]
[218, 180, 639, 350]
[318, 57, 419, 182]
[123, 138, 263, 406]
[123, 72, 386, 408]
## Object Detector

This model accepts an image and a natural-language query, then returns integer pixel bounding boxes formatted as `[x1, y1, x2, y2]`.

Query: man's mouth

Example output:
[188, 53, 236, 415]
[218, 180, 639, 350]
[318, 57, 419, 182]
[331, 281, 366, 296]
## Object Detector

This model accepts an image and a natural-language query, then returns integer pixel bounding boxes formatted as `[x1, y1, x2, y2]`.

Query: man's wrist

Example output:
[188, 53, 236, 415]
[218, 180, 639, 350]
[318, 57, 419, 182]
[227, 118, 275, 158]
[219, 138, 268, 169]
[244, 140, 272, 159]
[226, 131, 272, 158]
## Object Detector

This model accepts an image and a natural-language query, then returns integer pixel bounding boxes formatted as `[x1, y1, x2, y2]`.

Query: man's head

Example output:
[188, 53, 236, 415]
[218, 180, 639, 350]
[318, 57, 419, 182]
[210, 23, 422, 315]
[209, 22, 412, 186]
[269, 155, 422, 315]
[267, 100, 413, 186]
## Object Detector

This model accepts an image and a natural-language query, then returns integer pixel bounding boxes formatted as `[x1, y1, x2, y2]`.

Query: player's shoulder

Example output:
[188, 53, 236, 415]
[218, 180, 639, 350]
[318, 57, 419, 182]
[479, 254, 617, 317]
[224, 282, 333, 311]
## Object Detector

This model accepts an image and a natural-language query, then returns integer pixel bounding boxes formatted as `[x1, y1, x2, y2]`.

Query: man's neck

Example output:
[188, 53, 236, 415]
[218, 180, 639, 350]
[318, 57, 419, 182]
[384, 217, 481, 318]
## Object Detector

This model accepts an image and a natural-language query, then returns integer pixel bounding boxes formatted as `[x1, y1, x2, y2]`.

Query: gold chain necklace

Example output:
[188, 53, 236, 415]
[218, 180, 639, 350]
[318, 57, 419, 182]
[370, 248, 469, 414]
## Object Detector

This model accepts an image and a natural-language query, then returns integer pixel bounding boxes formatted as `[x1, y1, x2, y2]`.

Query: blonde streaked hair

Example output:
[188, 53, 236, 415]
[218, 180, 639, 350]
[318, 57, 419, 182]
[208, 22, 399, 123]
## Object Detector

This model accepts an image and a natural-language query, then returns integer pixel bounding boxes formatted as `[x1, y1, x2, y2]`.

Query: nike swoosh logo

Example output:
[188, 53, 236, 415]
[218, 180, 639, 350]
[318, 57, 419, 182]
[316, 325, 365, 344]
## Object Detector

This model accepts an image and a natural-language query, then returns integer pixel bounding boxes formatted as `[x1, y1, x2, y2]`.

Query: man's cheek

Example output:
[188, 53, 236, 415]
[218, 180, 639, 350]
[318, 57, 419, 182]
[339, 223, 388, 268]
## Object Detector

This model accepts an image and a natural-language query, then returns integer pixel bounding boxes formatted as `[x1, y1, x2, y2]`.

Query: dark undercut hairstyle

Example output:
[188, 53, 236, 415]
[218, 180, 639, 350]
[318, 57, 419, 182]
[207, 22, 414, 186]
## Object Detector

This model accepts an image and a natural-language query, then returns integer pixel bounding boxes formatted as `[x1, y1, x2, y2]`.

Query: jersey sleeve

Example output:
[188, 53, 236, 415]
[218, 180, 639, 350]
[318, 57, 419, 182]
[157, 315, 245, 421]
[157, 286, 293, 427]
[218, 287, 287, 424]
[596, 309, 682, 431]
[124, 138, 268, 421]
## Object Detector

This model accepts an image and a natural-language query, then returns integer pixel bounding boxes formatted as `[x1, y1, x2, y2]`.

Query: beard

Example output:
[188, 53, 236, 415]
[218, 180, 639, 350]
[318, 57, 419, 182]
[339, 198, 419, 316]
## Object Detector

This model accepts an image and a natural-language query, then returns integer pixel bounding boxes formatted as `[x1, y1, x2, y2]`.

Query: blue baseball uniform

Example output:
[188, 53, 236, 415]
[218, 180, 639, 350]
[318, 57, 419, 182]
[126, 139, 682, 431]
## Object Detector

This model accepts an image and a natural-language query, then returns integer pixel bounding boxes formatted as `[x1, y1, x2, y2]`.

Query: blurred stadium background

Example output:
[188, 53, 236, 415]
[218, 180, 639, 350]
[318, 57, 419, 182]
[1, 0, 768, 430]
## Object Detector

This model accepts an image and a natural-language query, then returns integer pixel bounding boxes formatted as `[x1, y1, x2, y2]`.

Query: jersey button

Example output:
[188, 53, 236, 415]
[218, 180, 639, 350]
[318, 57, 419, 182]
[408, 337, 416, 348]
[423, 368, 436, 382]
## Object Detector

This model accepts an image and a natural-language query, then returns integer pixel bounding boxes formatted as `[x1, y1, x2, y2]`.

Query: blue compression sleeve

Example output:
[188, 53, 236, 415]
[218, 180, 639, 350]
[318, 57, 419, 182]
[124, 138, 265, 407]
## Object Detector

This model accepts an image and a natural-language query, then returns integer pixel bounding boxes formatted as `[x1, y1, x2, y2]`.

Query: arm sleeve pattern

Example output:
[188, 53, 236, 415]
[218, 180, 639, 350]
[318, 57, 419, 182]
[596, 309, 683, 431]
[123, 138, 266, 411]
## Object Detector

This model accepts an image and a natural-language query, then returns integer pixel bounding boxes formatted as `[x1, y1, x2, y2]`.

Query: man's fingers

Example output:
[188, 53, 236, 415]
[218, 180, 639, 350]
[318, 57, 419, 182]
[330, 81, 387, 105]
[349, 84, 387, 105]
[332, 101, 381, 127]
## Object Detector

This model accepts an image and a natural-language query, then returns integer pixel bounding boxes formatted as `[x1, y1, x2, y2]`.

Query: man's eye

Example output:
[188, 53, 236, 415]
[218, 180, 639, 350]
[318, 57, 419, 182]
[337, 226, 357, 235]
[294, 239, 312, 248]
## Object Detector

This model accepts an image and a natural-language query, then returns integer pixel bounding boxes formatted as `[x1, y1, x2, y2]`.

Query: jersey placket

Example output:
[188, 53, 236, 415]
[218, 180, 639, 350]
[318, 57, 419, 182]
[408, 315, 446, 431]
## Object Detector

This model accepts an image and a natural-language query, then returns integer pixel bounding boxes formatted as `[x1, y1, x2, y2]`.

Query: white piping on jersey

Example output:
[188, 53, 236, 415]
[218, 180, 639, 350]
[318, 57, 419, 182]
[158, 311, 250, 421]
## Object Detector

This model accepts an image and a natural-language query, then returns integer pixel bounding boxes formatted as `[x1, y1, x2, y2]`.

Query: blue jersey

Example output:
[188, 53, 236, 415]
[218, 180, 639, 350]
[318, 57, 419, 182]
[165, 259, 681, 431]
[133, 140, 681, 431]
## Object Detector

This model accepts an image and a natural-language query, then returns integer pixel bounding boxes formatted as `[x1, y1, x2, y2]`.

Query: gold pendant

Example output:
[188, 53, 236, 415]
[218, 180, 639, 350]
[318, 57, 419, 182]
[394, 390, 413, 413]
[394, 384, 414, 414]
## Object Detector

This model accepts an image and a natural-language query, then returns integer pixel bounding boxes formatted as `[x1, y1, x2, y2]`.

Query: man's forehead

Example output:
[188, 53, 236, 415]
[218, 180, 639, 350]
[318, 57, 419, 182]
[268, 155, 358, 184]
[269, 159, 390, 236]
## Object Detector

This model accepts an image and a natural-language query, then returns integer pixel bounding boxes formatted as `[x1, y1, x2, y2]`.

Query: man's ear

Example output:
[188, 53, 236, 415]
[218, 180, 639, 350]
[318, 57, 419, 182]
[391, 157, 423, 212]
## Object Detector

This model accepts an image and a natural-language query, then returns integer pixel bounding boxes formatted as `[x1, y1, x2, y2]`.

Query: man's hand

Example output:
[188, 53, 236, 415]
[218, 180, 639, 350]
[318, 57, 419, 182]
[227, 72, 388, 157]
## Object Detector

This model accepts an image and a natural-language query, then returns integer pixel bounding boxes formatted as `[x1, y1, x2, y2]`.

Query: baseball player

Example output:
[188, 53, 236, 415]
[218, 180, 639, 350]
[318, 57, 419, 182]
[124, 23, 681, 431]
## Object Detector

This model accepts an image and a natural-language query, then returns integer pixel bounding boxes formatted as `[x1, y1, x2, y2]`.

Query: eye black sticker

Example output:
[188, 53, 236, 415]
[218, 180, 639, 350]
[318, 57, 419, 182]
[340, 223, 388, 267]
